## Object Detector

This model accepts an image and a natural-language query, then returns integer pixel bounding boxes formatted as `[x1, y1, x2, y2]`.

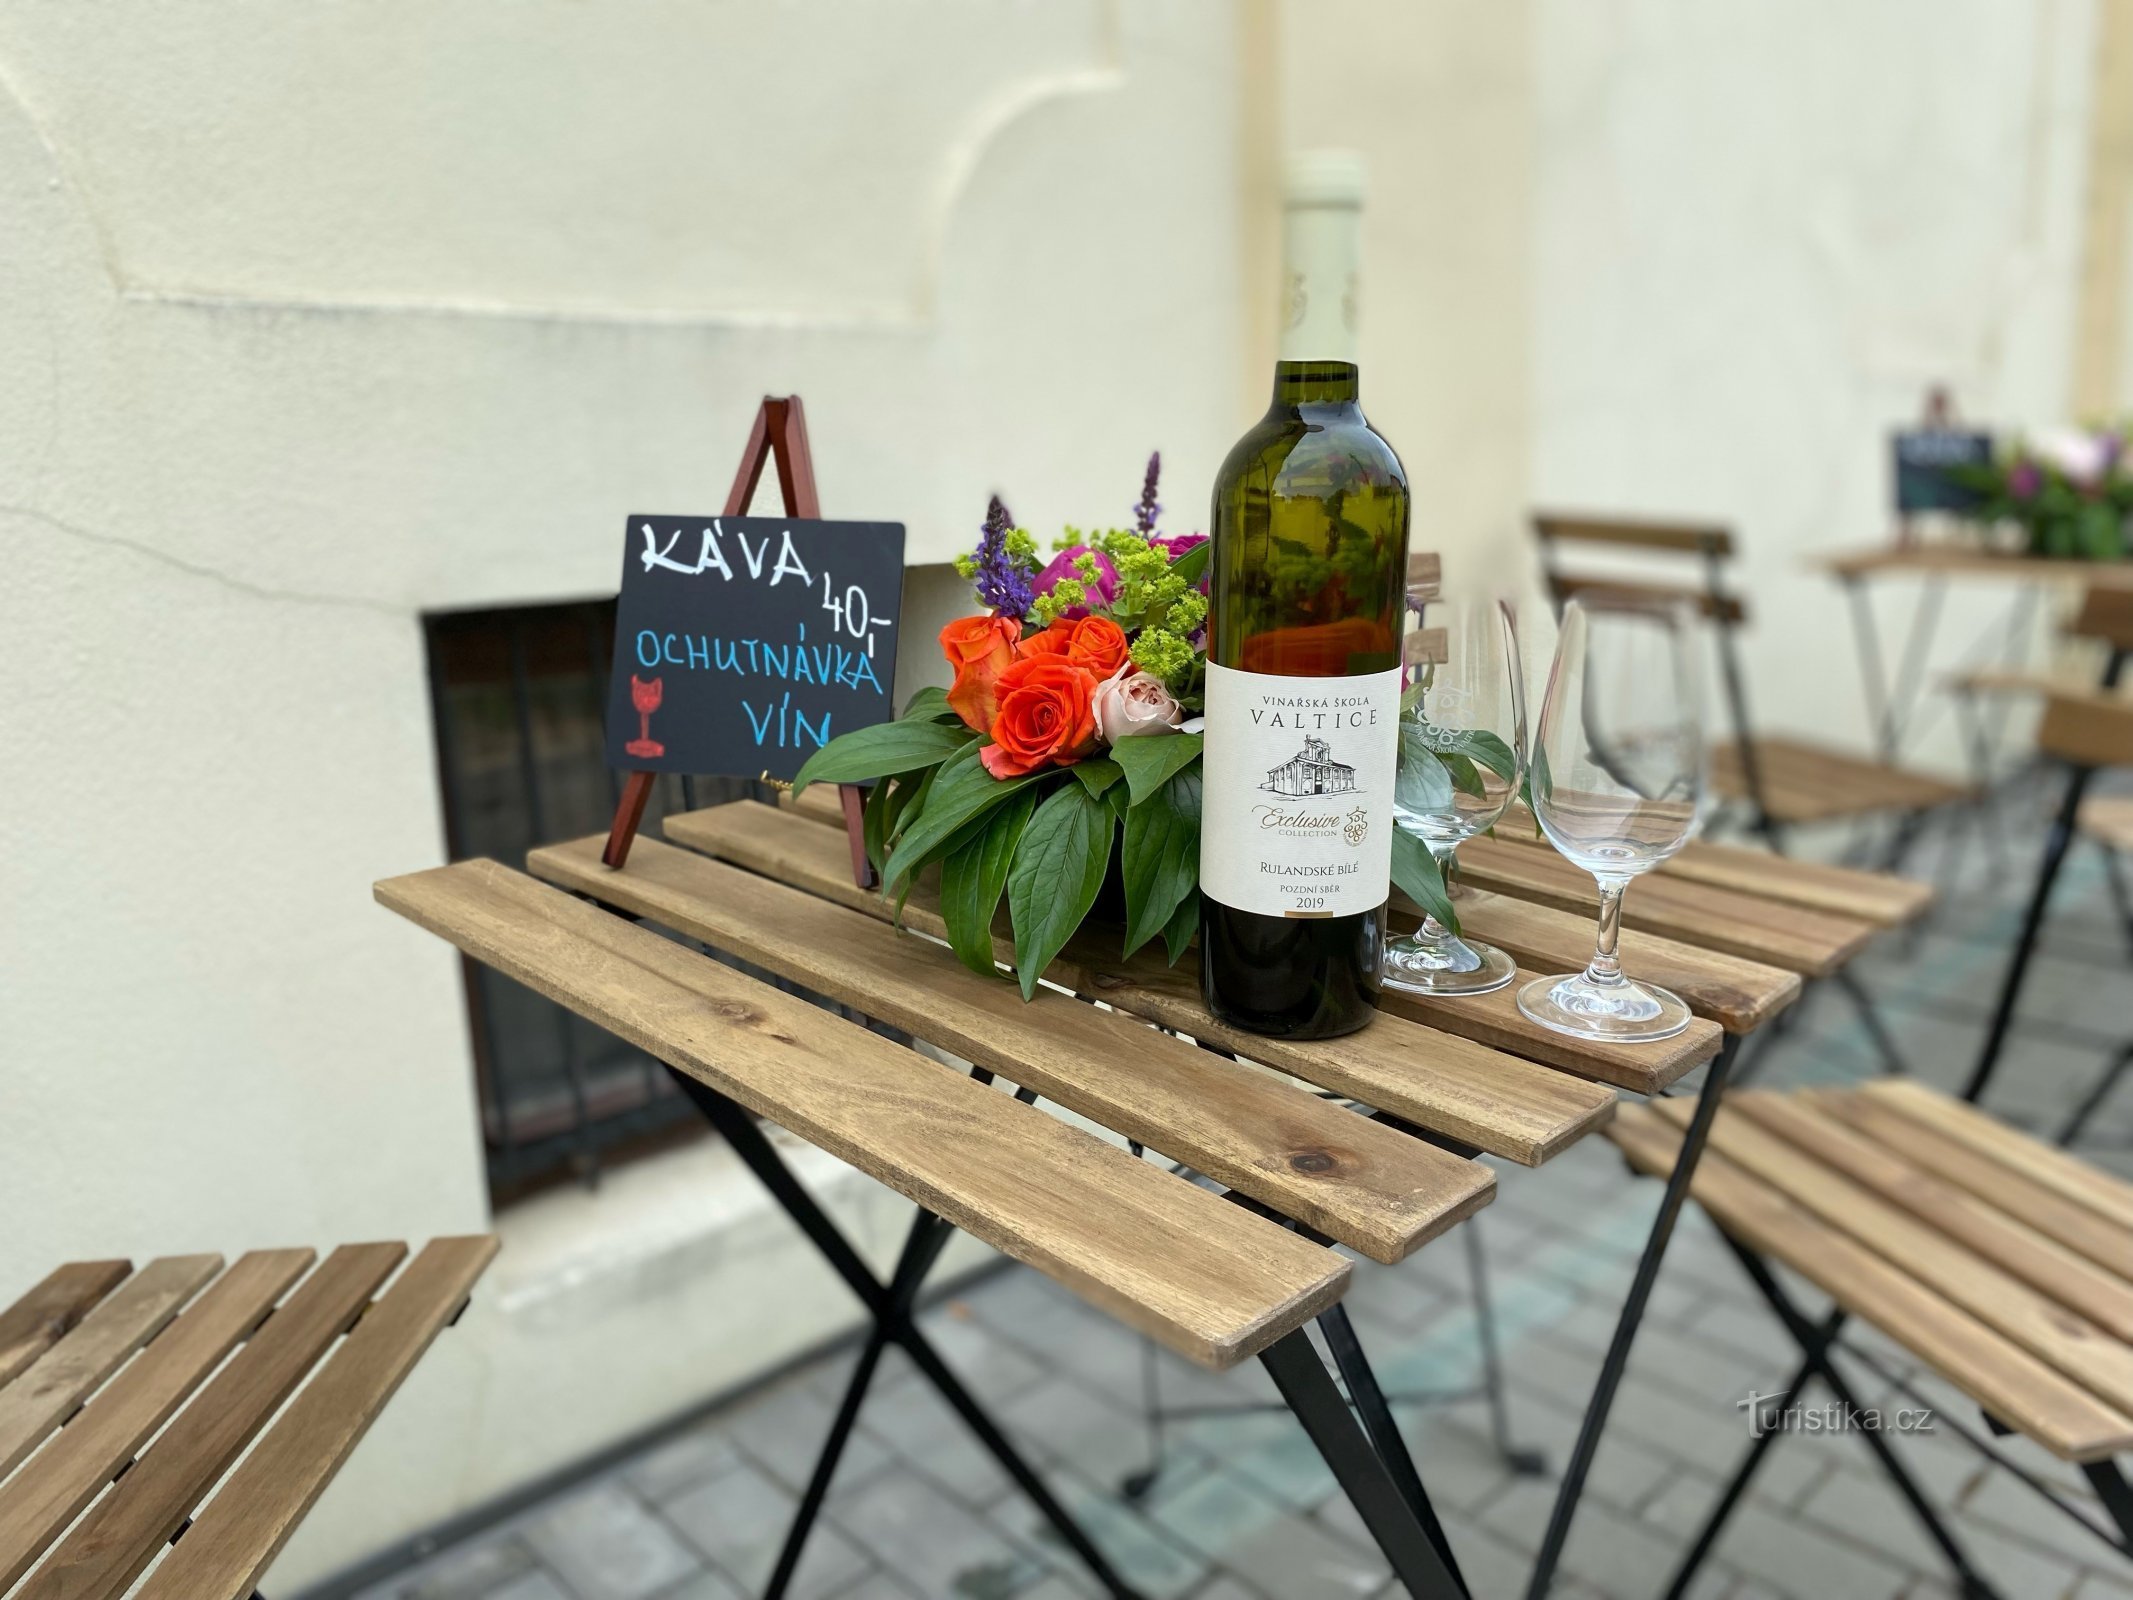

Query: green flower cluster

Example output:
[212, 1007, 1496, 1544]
[1028, 550, 1106, 626]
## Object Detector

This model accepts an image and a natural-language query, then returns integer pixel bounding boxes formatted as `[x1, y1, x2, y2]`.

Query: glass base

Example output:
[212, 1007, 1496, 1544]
[1383, 933, 1516, 996]
[1515, 970, 1692, 1043]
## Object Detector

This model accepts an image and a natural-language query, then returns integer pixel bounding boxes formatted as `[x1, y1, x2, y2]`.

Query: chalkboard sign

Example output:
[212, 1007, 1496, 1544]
[604, 514, 905, 781]
[1892, 428, 1993, 514]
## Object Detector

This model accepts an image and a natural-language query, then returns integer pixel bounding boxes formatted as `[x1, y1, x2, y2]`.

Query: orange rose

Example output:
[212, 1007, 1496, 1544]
[1064, 615, 1130, 678]
[941, 614, 1021, 732]
[1016, 626, 1073, 658]
[981, 657, 1101, 778]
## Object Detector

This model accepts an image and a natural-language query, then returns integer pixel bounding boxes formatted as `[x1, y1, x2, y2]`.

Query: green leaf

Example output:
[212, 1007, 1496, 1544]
[1111, 733, 1203, 806]
[1395, 726, 1455, 813]
[861, 776, 894, 872]
[900, 684, 961, 724]
[879, 743, 1045, 892]
[1391, 827, 1460, 936]
[1440, 750, 1486, 799]
[1005, 783, 1114, 999]
[1161, 892, 1199, 965]
[938, 787, 1038, 977]
[1071, 757, 1123, 798]
[1447, 728, 1519, 784]
[1167, 540, 1211, 588]
[1121, 766, 1201, 957]
[792, 718, 970, 794]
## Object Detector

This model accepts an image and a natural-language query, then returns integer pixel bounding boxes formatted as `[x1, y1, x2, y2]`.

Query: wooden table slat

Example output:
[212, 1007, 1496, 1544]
[1650, 1100, 2133, 1418]
[1452, 834, 1875, 976]
[376, 860, 1349, 1367]
[530, 836, 1492, 1262]
[0, 1251, 316, 1595]
[661, 803, 1622, 1159]
[0, 1256, 222, 1481]
[1418, 888, 1800, 1035]
[1657, 838, 1933, 926]
[1609, 1106, 2133, 1463]
[133, 1238, 499, 1600]
[16, 1244, 406, 1600]
[773, 789, 1747, 1062]
[1731, 1093, 2133, 1343]
[0, 1264, 131, 1393]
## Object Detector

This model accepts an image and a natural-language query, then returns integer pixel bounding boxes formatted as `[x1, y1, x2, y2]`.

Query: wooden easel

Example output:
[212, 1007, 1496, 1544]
[602, 395, 875, 888]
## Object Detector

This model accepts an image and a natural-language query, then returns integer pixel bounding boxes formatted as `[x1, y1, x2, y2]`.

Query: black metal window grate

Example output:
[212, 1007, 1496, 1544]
[423, 598, 757, 1202]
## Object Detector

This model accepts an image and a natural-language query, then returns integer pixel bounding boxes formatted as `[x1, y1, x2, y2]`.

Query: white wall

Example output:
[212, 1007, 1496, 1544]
[0, 1, 1258, 1586]
[1528, 0, 2106, 768]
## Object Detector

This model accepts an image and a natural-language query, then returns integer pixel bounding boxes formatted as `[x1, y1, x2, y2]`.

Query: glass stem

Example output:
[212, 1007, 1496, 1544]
[1585, 877, 1628, 988]
[1418, 845, 1456, 940]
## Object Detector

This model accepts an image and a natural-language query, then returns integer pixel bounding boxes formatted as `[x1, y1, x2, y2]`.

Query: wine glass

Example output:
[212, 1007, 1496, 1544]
[1386, 596, 1527, 995]
[1515, 595, 1706, 1041]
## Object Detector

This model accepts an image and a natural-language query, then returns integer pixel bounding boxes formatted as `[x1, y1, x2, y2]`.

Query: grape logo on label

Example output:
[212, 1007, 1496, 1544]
[1343, 806, 1369, 846]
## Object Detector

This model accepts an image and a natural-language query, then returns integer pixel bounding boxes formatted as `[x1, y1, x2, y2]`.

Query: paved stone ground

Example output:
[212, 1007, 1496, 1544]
[353, 788, 2133, 1600]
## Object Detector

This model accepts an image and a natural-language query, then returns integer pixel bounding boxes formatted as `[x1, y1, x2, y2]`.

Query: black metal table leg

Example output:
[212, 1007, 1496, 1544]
[1261, 1329, 1468, 1600]
[1524, 1034, 1741, 1600]
[1319, 1306, 1470, 1596]
[2083, 1461, 2133, 1547]
[766, 1207, 953, 1599]
[667, 1069, 1145, 1600]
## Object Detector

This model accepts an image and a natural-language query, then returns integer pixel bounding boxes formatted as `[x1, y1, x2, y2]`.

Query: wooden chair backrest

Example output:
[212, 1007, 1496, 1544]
[2070, 589, 2133, 654]
[1532, 512, 1743, 625]
[2038, 689, 2133, 769]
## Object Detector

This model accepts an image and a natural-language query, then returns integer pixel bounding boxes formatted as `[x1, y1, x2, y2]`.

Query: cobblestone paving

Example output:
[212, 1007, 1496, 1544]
[350, 794, 2133, 1600]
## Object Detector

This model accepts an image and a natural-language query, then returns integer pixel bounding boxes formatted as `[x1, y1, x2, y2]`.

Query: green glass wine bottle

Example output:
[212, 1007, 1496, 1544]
[1199, 151, 1411, 1039]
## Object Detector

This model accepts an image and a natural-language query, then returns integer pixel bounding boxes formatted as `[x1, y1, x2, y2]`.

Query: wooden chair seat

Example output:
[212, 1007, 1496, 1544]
[2082, 796, 2133, 852]
[0, 1238, 496, 1599]
[1710, 735, 1972, 825]
[1609, 1079, 2133, 1462]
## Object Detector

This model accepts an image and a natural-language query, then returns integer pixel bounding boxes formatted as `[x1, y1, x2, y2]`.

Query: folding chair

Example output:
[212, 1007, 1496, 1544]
[1533, 513, 1965, 1076]
[1962, 687, 2133, 1139]
[1613, 1082, 2133, 1600]
[1533, 513, 1972, 856]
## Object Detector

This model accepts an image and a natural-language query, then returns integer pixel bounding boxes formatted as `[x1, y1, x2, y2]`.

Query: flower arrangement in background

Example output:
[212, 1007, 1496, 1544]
[1958, 423, 2132, 560]
[793, 456, 1212, 995]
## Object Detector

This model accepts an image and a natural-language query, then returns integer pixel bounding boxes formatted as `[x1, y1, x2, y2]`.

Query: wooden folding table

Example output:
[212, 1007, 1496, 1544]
[376, 790, 1922, 1597]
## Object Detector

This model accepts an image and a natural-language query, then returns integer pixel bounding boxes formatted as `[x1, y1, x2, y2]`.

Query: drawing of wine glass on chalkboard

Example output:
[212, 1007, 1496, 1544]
[625, 675, 667, 759]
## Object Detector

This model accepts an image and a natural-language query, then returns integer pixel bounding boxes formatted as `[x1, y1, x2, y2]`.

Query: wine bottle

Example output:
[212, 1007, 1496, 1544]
[1199, 151, 1411, 1039]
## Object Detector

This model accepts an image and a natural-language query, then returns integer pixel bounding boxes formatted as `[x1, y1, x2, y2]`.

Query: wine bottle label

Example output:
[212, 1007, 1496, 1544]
[1199, 661, 1401, 918]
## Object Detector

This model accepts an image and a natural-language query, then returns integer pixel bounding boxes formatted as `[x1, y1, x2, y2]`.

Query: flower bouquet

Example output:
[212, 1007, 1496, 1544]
[790, 458, 1207, 996]
[792, 455, 1455, 999]
[1957, 424, 2132, 560]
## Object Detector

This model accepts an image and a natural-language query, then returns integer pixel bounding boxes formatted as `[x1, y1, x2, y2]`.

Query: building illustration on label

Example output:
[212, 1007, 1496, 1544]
[1263, 734, 1360, 798]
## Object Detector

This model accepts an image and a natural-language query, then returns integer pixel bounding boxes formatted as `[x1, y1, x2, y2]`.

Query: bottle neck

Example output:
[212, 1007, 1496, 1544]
[1276, 197, 1360, 365]
[1270, 360, 1360, 408]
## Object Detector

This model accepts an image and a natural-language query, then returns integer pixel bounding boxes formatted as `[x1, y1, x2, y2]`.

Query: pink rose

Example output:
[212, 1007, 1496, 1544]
[1093, 669, 1184, 742]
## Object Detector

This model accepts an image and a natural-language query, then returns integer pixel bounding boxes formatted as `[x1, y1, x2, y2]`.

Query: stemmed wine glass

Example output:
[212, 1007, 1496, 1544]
[1516, 595, 1706, 1041]
[1385, 596, 1527, 995]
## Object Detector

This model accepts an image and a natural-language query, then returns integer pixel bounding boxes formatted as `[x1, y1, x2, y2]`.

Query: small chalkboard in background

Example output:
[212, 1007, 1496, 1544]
[603, 514, 905, 780]
[1892, 427, 1993, 514]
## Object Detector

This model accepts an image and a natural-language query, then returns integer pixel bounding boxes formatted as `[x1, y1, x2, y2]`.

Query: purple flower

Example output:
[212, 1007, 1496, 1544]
[1133, 452, 1162, 534]
[973, 494, 1033, 618]
[1034, 545, 1119, 620]
[2009, 460, 2042, 501]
